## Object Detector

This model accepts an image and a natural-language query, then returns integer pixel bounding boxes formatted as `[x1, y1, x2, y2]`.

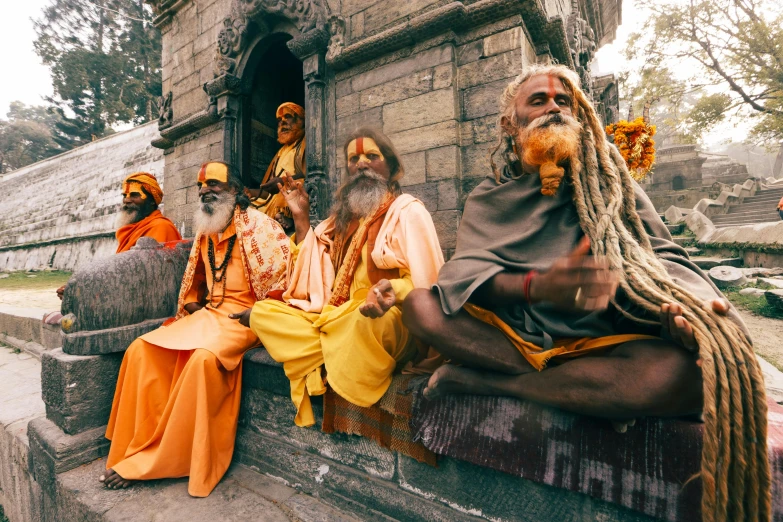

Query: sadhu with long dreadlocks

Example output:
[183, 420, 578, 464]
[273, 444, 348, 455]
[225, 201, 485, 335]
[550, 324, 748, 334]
[403, 64, 770, 522]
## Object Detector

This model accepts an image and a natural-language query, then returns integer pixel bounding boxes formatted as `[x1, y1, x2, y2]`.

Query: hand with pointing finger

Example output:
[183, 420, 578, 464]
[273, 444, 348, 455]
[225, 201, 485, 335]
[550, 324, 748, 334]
[528, 237, 619, 312]
[359, 279, 397, 318]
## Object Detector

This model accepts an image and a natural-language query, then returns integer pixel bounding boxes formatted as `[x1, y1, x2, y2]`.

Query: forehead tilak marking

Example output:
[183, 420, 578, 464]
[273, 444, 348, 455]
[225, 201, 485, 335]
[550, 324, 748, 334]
[356, 137, 364, 155]
[547, 75, 557, 98]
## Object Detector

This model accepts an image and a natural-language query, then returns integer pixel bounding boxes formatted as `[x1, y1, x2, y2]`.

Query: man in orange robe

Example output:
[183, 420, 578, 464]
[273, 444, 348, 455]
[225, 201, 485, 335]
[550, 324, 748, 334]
[247, 102, 306, 233]
[246, 128, 444, 428]
[115, 172, 181, 253]
[56, 172, 181, 300]
[99, 161, 290, 496]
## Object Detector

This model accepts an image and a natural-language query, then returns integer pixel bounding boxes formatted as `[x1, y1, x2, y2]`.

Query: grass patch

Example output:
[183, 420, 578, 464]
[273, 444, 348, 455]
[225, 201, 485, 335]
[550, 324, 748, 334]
[723, 281, 783, 319]
[0, 270, 71, 290]
[0, 504, 8, 522]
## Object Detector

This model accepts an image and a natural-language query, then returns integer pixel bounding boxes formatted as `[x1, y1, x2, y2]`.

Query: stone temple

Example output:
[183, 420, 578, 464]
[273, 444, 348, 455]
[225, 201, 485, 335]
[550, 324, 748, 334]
[12, 1, 783, 521]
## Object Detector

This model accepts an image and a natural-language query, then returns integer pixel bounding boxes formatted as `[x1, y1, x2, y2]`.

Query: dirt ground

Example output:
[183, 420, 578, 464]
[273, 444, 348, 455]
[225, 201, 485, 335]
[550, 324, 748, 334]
[738, 309, 783, 371]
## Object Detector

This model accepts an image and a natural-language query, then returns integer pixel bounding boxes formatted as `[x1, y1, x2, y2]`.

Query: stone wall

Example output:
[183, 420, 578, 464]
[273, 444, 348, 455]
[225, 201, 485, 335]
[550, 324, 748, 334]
[0, 123, 165, 272]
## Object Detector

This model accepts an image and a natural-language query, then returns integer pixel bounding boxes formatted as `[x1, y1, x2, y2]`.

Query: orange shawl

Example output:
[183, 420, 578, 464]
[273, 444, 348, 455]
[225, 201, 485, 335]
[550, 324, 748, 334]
[115, 209, 181, 253]
[174, 206, 290, 320]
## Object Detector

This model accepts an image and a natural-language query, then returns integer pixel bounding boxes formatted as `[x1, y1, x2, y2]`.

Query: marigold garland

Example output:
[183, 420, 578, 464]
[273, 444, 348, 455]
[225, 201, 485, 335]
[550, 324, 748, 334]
[605, 117, 656, 182]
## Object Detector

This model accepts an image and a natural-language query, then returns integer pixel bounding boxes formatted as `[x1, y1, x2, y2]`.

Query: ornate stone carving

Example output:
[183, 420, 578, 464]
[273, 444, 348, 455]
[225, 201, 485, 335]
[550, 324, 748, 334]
[325, 15, 345, 64]
[214, 14, 250, 77]
[567, 0, 596, 95]
[204, 74, 242, 97]
[234, 0, 327, 34]
[157, 91, 173, 129]
[287, 27, 331, 60]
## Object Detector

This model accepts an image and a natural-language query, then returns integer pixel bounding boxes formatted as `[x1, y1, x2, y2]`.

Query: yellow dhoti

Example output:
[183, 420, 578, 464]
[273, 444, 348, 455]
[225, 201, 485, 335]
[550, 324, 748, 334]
[251, 288, 412, 428]
[464, 303, 658, 371]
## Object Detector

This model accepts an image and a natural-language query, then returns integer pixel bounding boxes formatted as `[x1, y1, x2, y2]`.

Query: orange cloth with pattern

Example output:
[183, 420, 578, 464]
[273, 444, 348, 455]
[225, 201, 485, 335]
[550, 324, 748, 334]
[115, 209, 181, 253]
[464, 303, 658, 370]
[105, 209, 289, 497]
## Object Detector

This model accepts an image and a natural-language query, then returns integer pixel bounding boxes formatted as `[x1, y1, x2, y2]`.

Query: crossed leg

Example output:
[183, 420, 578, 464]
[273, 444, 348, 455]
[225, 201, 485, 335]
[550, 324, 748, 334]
[402, 289, 703, 420]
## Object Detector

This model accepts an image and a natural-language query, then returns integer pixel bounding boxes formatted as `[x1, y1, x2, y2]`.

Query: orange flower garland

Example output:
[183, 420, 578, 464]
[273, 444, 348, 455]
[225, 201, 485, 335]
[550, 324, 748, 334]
[605, 117, 656, 182]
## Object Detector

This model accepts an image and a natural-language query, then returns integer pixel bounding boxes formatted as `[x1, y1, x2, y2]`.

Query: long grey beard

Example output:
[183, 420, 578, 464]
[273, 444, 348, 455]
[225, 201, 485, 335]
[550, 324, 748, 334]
[115, 208, 142, 228]
[332, 170, 389, 235]
[193, 191, 235, 236]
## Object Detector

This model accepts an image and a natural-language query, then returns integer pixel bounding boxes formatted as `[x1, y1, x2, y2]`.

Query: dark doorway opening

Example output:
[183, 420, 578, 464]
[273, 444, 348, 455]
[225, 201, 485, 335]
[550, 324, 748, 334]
[242, 37, 305, 188]
[672, 175, 685, 190]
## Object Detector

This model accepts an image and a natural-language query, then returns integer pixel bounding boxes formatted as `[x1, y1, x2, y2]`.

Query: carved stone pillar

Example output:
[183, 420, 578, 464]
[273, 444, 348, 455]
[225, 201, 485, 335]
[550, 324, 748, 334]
[204, 74, 243, 167]
[289, 29, 331, 223]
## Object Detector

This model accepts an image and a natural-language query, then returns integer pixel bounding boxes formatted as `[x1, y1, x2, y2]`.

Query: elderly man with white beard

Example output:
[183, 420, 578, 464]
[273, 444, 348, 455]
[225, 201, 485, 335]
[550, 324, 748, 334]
[100, 161, 290, 497]
[244, 128, 444, 428]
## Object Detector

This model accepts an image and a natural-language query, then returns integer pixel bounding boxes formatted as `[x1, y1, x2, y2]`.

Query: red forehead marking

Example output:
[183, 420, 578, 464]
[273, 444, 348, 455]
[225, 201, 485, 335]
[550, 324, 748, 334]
[197, 167, 206, 183]
[547, 75, 557, 99]
[356, 137, 364, 155]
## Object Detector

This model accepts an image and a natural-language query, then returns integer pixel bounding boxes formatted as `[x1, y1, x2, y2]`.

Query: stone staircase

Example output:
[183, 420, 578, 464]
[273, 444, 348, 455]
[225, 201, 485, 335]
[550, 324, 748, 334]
[666, 222, 744, 270]
[710, 185, 783, 228]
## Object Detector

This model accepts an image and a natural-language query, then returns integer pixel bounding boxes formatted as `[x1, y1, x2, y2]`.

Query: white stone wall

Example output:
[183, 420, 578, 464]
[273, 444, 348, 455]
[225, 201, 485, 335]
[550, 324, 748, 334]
[0, 122, 165, 271]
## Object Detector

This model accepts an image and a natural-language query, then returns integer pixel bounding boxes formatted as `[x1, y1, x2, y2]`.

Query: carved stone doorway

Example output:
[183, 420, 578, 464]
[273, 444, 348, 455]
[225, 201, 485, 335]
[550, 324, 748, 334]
[241, 36, 305, 188]
[672, 175, 685, 190]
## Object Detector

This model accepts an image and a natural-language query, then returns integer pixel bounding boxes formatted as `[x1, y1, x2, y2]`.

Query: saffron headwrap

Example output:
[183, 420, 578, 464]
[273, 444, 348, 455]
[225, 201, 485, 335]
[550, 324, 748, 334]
[276, 102, 305, 119]
[122, 172, 163, 205]
[197, 161, 229, 183]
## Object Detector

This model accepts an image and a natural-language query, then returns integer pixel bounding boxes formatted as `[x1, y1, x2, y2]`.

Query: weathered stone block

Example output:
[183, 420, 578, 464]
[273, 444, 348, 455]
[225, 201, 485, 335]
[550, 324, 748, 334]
[403, 183, 438, 212]
[336, 92, 361, 118]
[482, 26, 523, 58]
[63, 317, 166, 356]
[462, 78, 508, 120]
[363, 0, 439, 33]
[426, 145, 460, 182]
[458, 50, 521, 90]
[350, 45, 453, 92]
[437, 179, 460, 210]
[350, 11, 365, 39]
[432, 210, 461, 249]
[240, 388, 396, 480]
[336, 78, 353, 98]
[243, 348, 289, 397]
[461, 143, 493, 179]
[336, 107, 383, 145]
[383, 89, 457, 134]
[359, 69, 433, 109]
[28, 417, 109, 487]
[461, 176, 488, 206]
[388, 120, 458, 155]
[456, 40, 483, 66]
[432, 63, 454, 90]
[41, 349, 123, 435]
[400, 151, 426, 186]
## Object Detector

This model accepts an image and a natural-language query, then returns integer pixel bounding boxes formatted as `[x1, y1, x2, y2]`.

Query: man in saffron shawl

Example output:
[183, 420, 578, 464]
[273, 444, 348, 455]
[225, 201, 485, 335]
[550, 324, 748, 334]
[247, 102, 306, 232]
[56, 172, 181, 299]
[403, 65, 748, 422]
[244, 128, 444, 428]
[99, 161, 290, 496]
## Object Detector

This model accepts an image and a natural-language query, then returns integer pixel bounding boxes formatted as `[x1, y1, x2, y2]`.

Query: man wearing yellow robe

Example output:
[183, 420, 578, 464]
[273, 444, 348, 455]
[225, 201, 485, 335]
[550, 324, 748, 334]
[56, 172, 181, 300]
[246, 128, 444, 428]
[247, 102, 306, 233]
[100, 161, 290, 496]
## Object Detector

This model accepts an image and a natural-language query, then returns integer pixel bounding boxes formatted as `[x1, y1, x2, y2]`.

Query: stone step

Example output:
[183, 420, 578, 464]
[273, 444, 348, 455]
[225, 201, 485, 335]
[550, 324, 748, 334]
[667, 223, 685, 235]
[714, 219, 780, 228]
[724, 206, 781, 216]
[690, 257, 743, 270]
[684, 246, 702, 256]
[672, 236, 694, 247]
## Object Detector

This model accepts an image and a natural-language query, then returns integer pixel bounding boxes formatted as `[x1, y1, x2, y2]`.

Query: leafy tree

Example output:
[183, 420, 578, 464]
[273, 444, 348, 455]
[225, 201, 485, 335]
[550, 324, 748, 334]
[0, 102, 62, 174]
[33, 0, 161, 148]
[625, 0, 783, 176]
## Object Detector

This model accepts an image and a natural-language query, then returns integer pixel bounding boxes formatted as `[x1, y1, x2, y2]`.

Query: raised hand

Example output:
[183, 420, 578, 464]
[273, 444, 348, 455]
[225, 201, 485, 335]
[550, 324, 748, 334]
[359, 279, 397, 318]
[228, 308, 252, 328]
[56, 285, 65, 300]
[529, 237, 619, 311]
[277, 176, 309, 218]
[660, 299, 729, 352]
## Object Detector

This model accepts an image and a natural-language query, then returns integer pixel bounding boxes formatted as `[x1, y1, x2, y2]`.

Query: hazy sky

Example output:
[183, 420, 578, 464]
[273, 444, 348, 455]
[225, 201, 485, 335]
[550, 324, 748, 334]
[0, 2, 54, 116]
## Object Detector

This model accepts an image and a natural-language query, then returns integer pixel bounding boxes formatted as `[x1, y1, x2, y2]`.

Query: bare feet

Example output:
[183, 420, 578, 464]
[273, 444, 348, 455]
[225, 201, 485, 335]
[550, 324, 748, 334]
[423, 365, 498, 400]
[99, 469, 136, 489]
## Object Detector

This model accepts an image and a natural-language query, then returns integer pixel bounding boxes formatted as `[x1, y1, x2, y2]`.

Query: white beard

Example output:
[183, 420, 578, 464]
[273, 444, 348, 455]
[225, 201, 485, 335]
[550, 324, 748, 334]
[193, 191, 235, 236]
[115, 207, 142, 228]
[346, 178, 387, 217]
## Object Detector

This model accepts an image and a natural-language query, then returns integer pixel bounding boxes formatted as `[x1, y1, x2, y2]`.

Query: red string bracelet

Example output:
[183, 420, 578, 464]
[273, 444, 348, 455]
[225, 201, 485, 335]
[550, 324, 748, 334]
[523, 270, 538, 302]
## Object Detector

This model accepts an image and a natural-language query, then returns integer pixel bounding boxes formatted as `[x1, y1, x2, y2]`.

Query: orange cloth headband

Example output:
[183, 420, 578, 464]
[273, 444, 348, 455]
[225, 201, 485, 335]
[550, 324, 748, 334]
[276, 102, 305, 119]
[197, 162, 229, 184]
[122, 172, 163, 205]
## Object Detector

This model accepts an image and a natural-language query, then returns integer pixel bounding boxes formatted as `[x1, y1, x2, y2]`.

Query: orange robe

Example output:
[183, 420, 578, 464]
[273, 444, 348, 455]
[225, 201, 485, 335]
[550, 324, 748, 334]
[115, 209, 181, 253]
[106, 210, 288, 497]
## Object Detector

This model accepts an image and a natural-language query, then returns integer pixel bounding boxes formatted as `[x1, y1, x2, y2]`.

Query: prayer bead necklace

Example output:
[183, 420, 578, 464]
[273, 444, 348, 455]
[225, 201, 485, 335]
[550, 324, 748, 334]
[206, 235, 236, 308]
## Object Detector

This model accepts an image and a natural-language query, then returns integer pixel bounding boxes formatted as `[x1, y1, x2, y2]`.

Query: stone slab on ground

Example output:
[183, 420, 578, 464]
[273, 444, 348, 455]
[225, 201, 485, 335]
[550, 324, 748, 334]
[760, 277, 783, 289]
[0, 344, 46, 522]
[51, 458, 360, 522]
[41, 348, 123, 434]
[765, 289, 783, 313]
[708, 265, 747, 288]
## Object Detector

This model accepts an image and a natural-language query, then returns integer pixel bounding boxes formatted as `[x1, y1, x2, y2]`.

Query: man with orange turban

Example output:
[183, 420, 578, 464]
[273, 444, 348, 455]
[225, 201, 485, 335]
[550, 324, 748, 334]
[243, 128, 444, 428]
[56, 172, 181, 300]
[99, 161, 290, 496]
[247, 102, 306, 233]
